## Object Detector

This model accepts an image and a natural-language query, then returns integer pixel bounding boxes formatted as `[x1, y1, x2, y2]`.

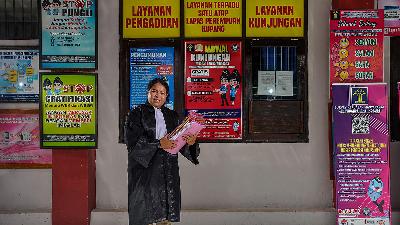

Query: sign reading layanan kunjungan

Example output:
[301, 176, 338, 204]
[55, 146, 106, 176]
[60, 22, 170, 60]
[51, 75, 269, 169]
[40, 73, 97, 148]
[332, 83, 390, 225]
[246, 0, 304, 37]
[184, 0, 242, 37]
[122, 0, 180, 38]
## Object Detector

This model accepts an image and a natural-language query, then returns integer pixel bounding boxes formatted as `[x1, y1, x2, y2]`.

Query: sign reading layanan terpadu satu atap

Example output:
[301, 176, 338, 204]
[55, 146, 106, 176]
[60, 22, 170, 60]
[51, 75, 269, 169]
[246, 0, 304, 37]
[184, 0, 242, 37]
[185, 40, 242, 140]
[40, 73, 97, 148]
[122, 0, 180, 38]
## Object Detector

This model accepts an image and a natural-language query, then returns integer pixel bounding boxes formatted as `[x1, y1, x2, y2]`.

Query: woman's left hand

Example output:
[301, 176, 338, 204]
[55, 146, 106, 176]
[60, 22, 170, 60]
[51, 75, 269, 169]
[182, 133, 198, 146]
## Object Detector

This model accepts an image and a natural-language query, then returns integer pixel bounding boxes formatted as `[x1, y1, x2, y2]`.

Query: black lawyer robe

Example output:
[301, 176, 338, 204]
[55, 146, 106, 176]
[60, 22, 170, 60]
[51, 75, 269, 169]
[124, 103, 200, 225]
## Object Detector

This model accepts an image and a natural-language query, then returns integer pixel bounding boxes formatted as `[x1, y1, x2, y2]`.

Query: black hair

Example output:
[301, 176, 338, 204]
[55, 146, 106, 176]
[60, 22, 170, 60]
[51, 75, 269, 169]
[53, 77, 63, 85]
[43, 78, 52, 87]
[220, 69, 230, 81]
[229, 69, 241, 84]
[147, 77, 170, 102]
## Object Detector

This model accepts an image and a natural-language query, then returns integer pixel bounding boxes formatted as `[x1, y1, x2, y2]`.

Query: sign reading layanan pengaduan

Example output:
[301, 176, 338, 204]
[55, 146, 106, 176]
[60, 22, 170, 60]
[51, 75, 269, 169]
[246, 0, 304, 37]
[122, 0, 180, 38]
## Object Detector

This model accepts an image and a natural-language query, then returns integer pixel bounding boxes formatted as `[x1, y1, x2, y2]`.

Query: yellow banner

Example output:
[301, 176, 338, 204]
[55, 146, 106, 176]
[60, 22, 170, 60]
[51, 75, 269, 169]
[122, 0, 180, 38]
[246, 0, 304, 37]
[184, 0, 242, 37]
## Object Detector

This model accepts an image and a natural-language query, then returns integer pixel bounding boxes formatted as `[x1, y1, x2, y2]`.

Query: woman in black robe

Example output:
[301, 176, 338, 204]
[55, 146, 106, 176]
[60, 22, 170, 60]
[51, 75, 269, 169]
[124, 78, 200, 225]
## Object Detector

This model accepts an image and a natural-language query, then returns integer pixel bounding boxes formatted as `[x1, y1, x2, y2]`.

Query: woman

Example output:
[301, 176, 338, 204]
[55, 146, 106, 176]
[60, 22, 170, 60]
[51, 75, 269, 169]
[124, 78, 200, 225]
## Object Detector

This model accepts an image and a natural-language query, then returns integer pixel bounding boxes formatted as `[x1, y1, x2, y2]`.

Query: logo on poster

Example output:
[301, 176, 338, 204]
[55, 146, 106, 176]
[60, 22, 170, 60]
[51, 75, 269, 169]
[350, 87, 368, 105]
[191, 69, 209, 76]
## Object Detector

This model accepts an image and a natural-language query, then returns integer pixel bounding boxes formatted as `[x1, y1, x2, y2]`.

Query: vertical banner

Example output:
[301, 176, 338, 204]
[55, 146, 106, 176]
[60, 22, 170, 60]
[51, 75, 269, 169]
[130, 47, 175, 110]
[40, 73, 97, 148]
[330, 10, 384, 90]
[185, 40, 242, 140]
[40, 0, 97, 69]
[184, 0, 242, 37]
[0, 109, 51, 168]
[332, 84, 390, 225]
[378, 0, 400, 36]
[122, 0, 180, 38]
[0, 49, 39, 102]
[246, 0, 304, 37]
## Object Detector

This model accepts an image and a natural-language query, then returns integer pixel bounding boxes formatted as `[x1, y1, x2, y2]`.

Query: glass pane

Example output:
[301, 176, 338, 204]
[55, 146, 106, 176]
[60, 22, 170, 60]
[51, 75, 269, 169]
[252, 46, 298, 100]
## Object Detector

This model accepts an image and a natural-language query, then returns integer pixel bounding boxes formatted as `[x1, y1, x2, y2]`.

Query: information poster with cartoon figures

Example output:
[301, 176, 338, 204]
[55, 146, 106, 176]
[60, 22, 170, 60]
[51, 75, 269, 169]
[40, 0, 97, 69]
[130, 47, 174, 110]
[185, 40, 242, 140]
[0, 109, 51, 168]
[332, 84, 390, 225]
[0, 49, 39, 102]
[330, 10, 384, 91]
[378, 0, 400, 36]
[40, 73, 97, 148]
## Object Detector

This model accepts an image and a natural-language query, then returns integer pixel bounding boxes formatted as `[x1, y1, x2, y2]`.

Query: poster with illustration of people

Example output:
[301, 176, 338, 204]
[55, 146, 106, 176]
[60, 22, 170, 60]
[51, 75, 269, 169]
[329, 10, 384, 93]
[185, 40, 242, 140]
[0, 109, 51, 168]
[40, 0, 97, 69]
[40, 73, 97, 148]
[0, 49, 39, 102]
[332, 83, 390, 225]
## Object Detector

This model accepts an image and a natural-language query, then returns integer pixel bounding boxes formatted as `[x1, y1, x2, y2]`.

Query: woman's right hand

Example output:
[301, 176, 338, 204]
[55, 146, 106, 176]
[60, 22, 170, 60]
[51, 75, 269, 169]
[159, 136, 177, 150]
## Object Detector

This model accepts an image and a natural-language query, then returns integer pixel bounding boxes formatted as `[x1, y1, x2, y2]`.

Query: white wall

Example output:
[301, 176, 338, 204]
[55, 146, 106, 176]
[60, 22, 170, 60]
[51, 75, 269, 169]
[2, 0, 400, 218]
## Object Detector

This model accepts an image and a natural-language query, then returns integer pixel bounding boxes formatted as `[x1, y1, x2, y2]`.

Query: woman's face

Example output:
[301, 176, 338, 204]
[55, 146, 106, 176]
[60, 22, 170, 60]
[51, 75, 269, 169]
[147, 82, 167, 108]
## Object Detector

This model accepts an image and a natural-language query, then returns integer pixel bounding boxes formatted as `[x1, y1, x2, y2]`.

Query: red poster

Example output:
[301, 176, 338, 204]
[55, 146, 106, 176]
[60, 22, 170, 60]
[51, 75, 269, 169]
[185, 40, 242, 140]
[330, 10, 384, 93]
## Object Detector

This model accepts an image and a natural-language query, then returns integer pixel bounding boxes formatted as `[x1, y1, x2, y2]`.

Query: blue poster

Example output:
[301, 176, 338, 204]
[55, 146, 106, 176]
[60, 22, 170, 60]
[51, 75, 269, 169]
[40, 0, 97, 69]
[0, 49, 39, 102]
[130, 47, 175, 110]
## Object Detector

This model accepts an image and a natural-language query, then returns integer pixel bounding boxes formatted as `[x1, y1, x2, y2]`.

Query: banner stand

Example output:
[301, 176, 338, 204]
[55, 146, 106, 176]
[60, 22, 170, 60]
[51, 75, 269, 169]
[52, 150, 96, 225]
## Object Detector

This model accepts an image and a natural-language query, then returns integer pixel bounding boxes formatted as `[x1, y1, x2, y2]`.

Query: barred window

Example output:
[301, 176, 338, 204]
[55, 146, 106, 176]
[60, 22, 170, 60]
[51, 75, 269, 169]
[0, 0, 38, 40]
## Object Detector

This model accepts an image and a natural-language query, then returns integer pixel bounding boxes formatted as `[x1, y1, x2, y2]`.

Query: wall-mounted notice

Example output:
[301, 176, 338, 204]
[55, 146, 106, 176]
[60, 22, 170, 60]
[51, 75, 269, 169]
[246, 0, 304, 37]
[40, 73, 97, 148]
[330, 10, 384, 90]
[378, 0, 400, 36]
[0, 49, 39, 102]
[122, 0, 180, 38]
[40, 0, 97, 69]
[185, 40, 242, 140]
[130, 47, 175, 110]
[184, 0, 242, 37]
[0, 109, 51, 168]
[332, 83, 390, 225]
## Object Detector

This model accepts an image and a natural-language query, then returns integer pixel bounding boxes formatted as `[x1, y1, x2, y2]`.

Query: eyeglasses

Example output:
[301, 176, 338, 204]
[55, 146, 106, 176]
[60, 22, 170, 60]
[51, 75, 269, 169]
[149, 89, 167, 96]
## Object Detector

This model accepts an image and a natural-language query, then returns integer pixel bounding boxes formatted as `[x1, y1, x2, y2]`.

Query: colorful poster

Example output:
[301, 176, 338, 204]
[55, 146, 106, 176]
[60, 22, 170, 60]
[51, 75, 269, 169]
[246, 0, 304, 37]
[40, 73, 97, 148]
[185, 40, 242, 140]
[130, 47, 174, 110]
[378, 0, 400, 36]
[122, 0, 180, 38]
[332, 84, 390, 225]
[40, 0, 97, 69]
[0, 110, 51, 167]
[330, 10, 384, 90]
[0, 49, 39, 102]
[184, 0, 242, 37]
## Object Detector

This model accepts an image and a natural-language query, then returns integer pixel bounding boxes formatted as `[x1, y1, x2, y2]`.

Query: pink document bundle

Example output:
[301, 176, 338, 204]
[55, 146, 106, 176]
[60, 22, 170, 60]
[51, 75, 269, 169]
[165, 111, 205, 154]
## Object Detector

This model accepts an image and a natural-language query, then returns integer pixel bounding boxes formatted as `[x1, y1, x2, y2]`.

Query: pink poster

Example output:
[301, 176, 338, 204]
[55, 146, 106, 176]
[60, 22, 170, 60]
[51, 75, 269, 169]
[0, 110, 51, 168]
[332, 84, 390, 225]
[330, 10, 384, 93]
